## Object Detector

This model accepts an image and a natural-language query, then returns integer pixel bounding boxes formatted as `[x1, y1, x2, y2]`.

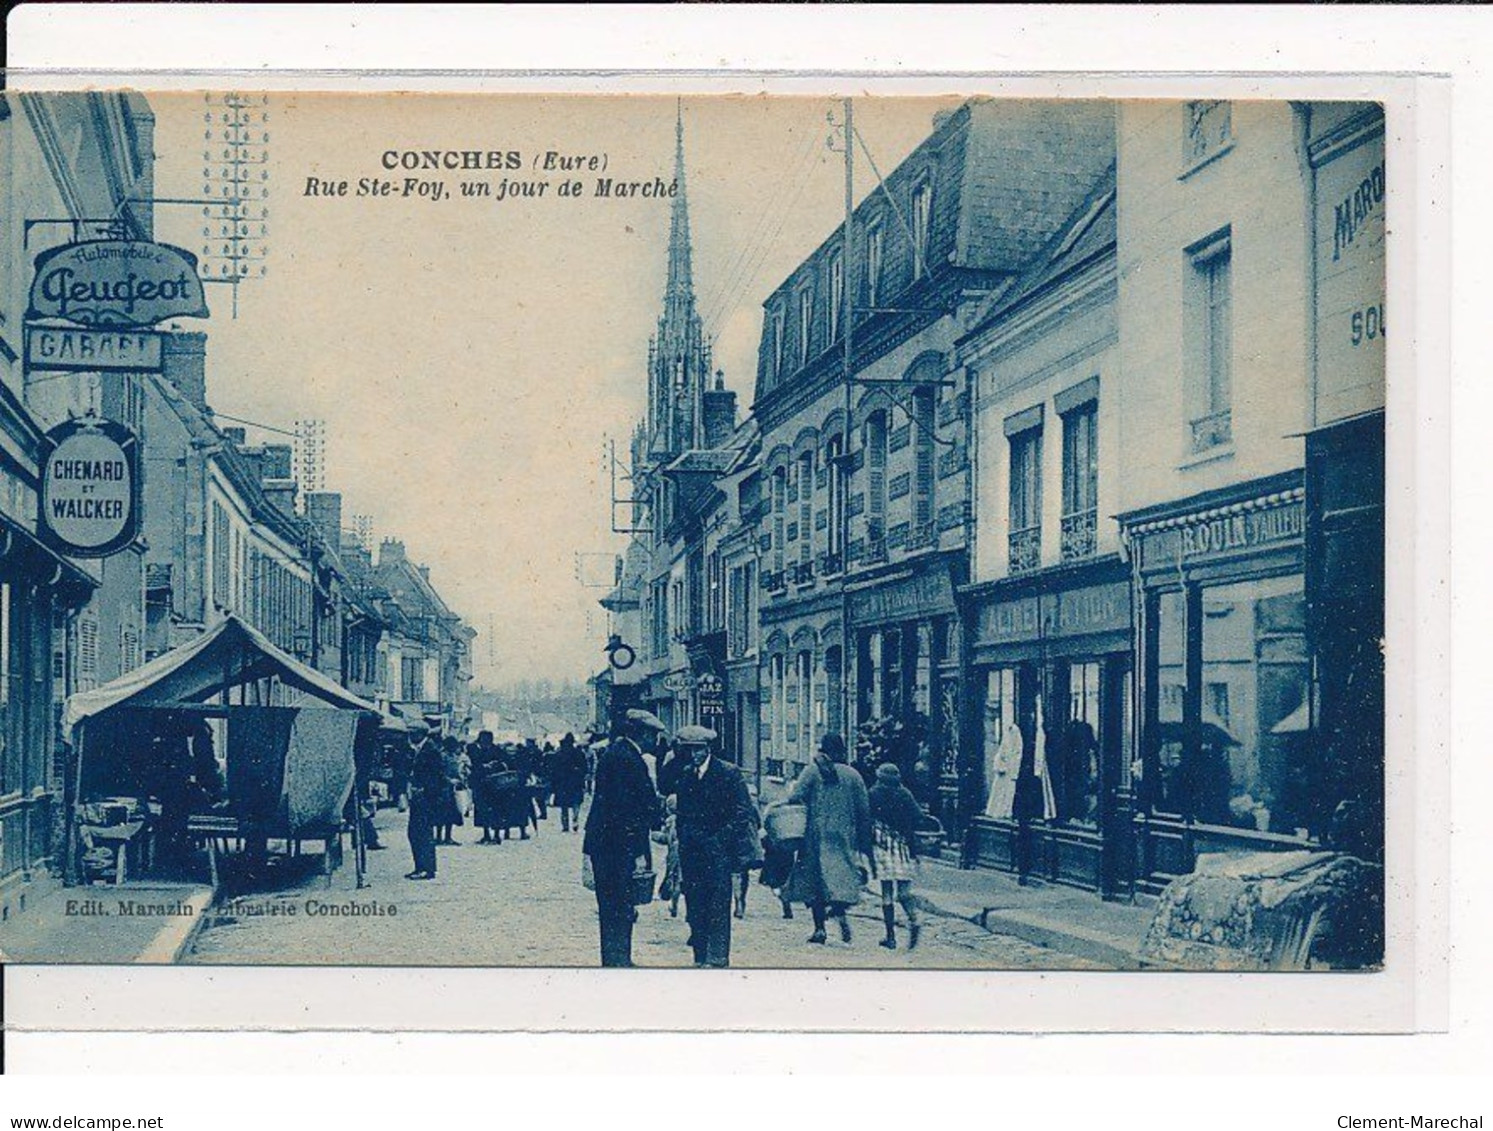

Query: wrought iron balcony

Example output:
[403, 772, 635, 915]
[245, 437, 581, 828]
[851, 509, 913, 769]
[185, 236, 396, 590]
[1008, 525, 1041, 575]
[818, 551, 844, 578]
[761, 570, 787, 595]
[1190, 409, 1233, 454]
[906, 522, 938, 551]
[1060, 508, 1097, 561]
[791, 560, 816, 586]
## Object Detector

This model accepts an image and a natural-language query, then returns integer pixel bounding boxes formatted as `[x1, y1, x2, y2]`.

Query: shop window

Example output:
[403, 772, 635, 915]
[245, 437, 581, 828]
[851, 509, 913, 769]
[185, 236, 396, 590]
[1151, 577, 1312, 837]
[1187, 231, 1233, 454]
[982, 667, 1019, 818]
[1057, 661, 1102, 826]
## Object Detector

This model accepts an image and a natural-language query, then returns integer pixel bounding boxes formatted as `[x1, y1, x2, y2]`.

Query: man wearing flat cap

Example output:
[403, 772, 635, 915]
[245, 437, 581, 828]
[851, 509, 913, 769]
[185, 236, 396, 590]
[674, 724, 758, 968]
[583, 709, 662, 966]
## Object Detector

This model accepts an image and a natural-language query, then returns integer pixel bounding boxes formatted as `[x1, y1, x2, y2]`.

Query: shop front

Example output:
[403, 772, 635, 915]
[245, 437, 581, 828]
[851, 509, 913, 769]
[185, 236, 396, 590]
[1120, 469, 1316, 895]
[964, 556, 1132, 893]
[848, 554, 964, 830]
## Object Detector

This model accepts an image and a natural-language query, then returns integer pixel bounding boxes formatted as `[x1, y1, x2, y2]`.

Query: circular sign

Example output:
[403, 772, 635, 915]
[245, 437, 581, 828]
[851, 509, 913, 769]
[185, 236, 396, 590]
[39, 418, 139, 558]
[607, 640, 636, 671]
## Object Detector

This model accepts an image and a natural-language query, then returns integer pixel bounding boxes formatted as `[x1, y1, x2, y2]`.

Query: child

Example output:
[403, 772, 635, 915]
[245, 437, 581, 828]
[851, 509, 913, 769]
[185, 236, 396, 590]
[868, 762, 924, 949]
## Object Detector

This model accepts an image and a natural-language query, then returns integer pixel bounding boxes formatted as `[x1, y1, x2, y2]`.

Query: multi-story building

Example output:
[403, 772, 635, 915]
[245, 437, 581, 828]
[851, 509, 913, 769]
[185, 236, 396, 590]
[373, 538, 474, 727]
[960, 167, 1127, 890]
[0, 91, 156, 915]
[1302, 103, 1385, 862]
[1113, 100, 1320, 895]
[753, 99, 1115, 804]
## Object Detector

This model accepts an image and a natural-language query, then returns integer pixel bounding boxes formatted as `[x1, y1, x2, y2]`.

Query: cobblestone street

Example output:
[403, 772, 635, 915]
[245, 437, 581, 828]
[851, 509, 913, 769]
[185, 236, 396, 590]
[185, 805, 1092, 968]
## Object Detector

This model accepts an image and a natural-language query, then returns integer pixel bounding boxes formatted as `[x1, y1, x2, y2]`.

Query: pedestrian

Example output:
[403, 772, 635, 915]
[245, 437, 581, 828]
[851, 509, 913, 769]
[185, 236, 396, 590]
[551, 733, 589, 833]
[673, 725, 758, 968]
[869, 762, 924, 950]
[582, 710, 662, 967]
[436, 735, 466, 846]
[773, 733, 873, 945]
[469, 731, 505, 844]
[404, 722, 444, 880]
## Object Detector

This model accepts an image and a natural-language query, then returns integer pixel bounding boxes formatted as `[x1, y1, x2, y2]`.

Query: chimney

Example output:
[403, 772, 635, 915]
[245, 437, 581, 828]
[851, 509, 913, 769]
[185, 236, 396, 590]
[379, 538, 406, 567]
[417, 564, 430, 581]
[260, 444, 293, 481]
[162, 332, 208, 411]
[703, 370, 737, 449]
[305, 491, 342, 551]
[262, 478, 298, 518]
[221, 426, 246, 445]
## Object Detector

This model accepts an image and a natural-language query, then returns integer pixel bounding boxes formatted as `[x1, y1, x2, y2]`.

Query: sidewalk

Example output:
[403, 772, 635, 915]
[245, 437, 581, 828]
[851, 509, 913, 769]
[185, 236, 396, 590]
[910, 857, 1154, 969]
[0, 880, 214, 964]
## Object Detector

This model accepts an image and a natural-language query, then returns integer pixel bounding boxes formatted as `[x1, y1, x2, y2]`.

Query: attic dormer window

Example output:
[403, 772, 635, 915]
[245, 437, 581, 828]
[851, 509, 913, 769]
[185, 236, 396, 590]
[912, 179, 933, 279]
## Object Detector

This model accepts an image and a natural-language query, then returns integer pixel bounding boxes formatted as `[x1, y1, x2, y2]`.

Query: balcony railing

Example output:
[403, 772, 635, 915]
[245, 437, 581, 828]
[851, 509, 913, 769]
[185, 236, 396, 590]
[1060, 508, 1097, 561]
[1190, 408, 1233, 454]
[761, 570, 787, 595]
[790, 560, 816, 586]
[854, 539, 888, 568]
[1008, 525, 1041, 575]
[906, 522, 938, 551]
[818, 551, 844, 577]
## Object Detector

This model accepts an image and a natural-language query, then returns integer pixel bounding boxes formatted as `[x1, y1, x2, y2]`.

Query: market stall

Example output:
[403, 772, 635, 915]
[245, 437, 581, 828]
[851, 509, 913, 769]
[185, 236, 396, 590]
[63, 614, 393, 890]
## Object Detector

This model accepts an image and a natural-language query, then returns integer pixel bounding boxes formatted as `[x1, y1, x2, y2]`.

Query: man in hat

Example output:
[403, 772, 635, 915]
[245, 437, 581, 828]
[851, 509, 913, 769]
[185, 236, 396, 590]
[583, 709, 662, 967]
[403, 719, 444, 880]
[674, 724, 758, 968]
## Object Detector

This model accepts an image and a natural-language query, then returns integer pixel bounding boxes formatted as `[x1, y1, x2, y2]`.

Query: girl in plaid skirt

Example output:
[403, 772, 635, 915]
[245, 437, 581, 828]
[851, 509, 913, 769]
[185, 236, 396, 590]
[868, 762, 924, 950]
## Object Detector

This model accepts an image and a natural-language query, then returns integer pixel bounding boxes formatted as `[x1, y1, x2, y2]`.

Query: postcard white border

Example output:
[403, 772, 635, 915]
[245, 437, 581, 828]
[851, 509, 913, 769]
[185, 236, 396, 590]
[0, 5, 1460, 1040]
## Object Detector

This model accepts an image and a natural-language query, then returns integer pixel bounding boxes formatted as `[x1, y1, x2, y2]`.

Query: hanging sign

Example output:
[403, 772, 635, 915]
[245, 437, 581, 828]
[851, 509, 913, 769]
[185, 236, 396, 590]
[28, 240, 208, 328]
[26, 326, 163, 372]
[37, 417, 141, 558]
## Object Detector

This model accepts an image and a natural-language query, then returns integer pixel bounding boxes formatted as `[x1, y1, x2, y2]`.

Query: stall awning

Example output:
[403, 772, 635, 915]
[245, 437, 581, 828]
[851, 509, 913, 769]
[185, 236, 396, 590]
[64, 613, 387, 730]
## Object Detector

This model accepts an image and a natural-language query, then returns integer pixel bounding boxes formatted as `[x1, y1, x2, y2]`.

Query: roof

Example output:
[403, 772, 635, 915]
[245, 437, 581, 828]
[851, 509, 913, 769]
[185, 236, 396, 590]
[64, 613, 388, 730]
[662, 449, 739, 476]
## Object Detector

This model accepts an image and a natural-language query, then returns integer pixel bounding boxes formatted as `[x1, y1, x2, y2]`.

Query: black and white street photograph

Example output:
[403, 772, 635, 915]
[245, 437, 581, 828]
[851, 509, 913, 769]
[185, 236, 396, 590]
[0, 88, 1386, 973]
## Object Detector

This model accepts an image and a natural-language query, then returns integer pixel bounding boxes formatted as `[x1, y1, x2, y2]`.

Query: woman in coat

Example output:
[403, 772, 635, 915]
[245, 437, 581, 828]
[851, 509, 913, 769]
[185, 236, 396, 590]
[550, 734, 589, 833]
[469, 732, 506, 844]
[776, 733, 873, 945]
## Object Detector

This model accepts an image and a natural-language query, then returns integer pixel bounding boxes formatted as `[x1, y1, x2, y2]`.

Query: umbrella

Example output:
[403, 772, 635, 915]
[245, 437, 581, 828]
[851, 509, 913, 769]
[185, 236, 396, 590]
[1153, 720, 1241, 748]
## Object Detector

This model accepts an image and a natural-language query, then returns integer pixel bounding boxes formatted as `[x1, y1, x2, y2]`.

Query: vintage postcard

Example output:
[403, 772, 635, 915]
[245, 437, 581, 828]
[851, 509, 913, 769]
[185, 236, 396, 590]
[0, 89, 1387, 974]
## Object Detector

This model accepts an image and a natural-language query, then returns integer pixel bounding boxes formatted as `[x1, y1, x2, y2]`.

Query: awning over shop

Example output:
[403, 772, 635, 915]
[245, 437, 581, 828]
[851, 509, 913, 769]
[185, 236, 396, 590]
[63, 613, 388, 731]
[0, 507, 97, 607]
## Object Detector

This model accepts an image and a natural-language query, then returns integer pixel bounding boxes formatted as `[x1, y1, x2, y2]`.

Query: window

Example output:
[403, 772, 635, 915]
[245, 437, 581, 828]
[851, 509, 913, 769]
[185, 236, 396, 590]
[797, 285, 814, 366]
[913, 388, 937, 538]
[771, 306, 785, 383]
[912, 180, 933, 280]
[864, 411, 889, 559]
[982, 666, 1019, 817]
[1007, 420, 1043, 574]
[798, 451, 815, 566]
[1061, 400, 1099, 560]
[772, 467, 787, 576]
[827, 249, 844, 342]
[824, 434, 844, 561]
[865, 222, 884, 309]
[797, 651, 815, 765]
[1184, 100, 1233, 170]
[770, 653, 787, 770]
[1188, 233, 1233, 453]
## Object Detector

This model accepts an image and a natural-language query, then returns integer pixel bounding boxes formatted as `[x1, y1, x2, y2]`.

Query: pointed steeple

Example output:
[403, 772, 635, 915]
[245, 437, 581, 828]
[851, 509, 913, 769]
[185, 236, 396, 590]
[663, 99, 695, 319]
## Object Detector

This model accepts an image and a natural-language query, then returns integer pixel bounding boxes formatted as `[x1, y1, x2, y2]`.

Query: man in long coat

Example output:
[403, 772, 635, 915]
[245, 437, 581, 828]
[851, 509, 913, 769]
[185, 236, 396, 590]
[674, 725, 758, 968]
[582, 710, 662, 967]
[404, 721, 444, 880]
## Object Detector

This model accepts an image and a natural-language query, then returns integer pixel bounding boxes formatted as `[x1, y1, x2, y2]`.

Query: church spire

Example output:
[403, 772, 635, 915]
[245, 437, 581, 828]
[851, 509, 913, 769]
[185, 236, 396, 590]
[664, 98, 695, 316]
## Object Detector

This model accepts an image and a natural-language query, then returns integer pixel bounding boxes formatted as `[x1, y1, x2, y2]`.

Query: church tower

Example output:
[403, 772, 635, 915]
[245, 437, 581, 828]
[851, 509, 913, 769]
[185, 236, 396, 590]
[646, 102, 711, 460]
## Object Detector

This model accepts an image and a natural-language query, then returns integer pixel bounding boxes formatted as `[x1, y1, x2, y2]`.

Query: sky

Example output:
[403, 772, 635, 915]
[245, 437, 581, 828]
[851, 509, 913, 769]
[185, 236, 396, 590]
[145, 91, 962, 687]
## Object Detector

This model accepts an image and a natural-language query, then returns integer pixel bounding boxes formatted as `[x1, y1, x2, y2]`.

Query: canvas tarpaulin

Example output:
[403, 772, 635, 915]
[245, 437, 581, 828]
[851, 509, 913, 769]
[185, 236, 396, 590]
[226, 707, 358, 832]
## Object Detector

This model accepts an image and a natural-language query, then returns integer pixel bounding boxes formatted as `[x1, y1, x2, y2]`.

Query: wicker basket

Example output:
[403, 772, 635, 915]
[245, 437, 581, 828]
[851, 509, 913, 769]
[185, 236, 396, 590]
[766, 804, 808, 843]
[629, 865, 657, 905]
